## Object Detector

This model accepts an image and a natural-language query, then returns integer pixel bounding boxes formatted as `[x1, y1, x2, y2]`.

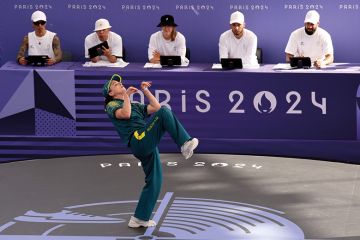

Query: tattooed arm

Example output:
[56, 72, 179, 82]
[17, 35, 29, 65]
[47, 35, 62, 65]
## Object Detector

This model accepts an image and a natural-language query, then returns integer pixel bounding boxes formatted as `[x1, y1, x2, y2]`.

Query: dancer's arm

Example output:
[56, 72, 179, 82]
[141, 81, 161, 114]
[115, 87, 138, 119]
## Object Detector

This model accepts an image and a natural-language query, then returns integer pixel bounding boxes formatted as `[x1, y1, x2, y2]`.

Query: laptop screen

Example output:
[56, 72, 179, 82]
[290, 57, 311, 68]
[160, 56, 181, 66]
[221, 58, 243, 70]
[26, 55, 49, 66]
[88, 41, 109, 59]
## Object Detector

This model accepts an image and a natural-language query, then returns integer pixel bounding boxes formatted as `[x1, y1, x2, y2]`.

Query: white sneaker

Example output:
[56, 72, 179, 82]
[181, 138, 199, 160]
[128, 216, 156, 228]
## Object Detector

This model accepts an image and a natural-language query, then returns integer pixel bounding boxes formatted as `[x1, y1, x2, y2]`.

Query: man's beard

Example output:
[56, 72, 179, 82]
[305, 27, 316, 35]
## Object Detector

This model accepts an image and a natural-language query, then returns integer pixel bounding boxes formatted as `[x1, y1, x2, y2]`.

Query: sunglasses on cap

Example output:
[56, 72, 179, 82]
[33, 21, 46, 26]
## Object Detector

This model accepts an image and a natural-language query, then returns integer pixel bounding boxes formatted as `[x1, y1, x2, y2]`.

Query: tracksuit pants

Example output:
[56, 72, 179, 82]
[129, 106, 191, 221]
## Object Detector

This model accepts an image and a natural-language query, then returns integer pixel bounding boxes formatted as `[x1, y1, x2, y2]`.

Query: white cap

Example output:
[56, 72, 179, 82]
[31, 11, 46, 22]
[94, 19, 112, 31]
[230, 11, 244, 24]
[304, 10, 320, 24]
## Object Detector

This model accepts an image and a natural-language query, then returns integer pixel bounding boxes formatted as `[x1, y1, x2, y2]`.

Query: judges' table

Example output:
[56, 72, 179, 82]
[1, 61, 360, 162]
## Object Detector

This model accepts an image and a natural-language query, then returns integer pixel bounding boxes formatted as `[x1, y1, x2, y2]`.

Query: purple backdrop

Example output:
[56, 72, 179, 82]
[0, 0, 360, 65]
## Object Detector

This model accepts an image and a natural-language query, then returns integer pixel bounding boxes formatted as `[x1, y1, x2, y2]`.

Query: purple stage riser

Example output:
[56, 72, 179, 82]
[1, 63, 360, 163]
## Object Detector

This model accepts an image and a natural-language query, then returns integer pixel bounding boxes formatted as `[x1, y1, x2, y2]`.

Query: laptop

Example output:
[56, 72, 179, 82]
[88, 41, 109, 59]
[221, 58, 243, 70]
[290, 57, 311, 68]
[26, 55, 49, 66]
[160, 56, 181, 67]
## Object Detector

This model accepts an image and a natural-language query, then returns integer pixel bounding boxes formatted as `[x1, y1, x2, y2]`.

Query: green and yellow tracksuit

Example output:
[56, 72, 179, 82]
[106, 99, 190, 221]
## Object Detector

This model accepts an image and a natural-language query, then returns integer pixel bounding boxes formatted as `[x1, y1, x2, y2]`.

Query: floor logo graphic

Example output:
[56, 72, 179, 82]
[0, 192, 304, 240]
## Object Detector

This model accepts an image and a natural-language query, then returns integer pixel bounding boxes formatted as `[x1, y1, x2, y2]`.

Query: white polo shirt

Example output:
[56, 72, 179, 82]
[285, 27, 333, 63]
[148, 31, 188, 63]
[28, 31, 56, 59]
[84, 31, 123, 60]
[219, 29, 258, 66]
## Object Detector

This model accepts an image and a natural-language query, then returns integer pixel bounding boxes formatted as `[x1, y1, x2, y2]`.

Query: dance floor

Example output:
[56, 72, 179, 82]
[0, 154, 359, 240]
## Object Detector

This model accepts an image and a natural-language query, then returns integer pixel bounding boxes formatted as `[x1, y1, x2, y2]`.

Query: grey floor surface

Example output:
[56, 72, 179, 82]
[0, 154, 359, 240]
